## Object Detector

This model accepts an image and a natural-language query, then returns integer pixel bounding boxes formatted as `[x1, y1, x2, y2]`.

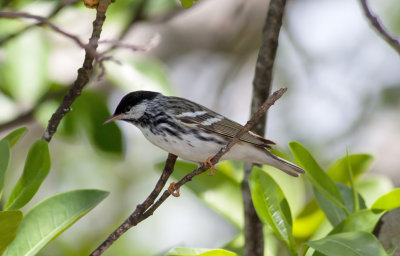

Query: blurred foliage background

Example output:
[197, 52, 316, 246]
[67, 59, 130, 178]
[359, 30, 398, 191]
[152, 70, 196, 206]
[0, 0, 399, 255]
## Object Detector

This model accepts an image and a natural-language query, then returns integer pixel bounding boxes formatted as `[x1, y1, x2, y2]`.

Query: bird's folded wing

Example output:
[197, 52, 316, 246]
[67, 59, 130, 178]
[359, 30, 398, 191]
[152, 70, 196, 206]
[176, 113, 275, 148]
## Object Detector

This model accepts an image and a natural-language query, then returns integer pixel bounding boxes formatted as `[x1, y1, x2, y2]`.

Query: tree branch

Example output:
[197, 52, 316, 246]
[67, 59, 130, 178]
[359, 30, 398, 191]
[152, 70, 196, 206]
[40, 0, 113, 142]
[243, 0, 287, 255]
[359, 0, 400, 55]
[90, 87, 287, 256]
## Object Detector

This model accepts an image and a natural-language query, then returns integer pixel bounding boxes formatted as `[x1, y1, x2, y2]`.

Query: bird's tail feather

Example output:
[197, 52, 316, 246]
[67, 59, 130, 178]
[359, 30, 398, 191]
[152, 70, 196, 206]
[262, 150, 305, 177]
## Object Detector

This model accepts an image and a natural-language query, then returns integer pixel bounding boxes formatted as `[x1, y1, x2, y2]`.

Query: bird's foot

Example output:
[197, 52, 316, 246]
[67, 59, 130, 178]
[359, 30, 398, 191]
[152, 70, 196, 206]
[168, 182, 180, 197]
[204, 156, 216, 176]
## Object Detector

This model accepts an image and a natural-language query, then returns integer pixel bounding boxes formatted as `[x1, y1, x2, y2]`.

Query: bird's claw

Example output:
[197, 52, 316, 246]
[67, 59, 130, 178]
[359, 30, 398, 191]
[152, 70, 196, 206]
[168, 182, 180, 197]
[204, 156, 216, 176]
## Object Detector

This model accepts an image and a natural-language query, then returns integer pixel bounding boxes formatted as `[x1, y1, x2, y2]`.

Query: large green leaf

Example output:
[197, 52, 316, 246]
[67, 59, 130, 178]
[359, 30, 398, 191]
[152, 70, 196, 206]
[0, 211, 23, 255]
[166, 247, 238, 256]
[249, 167, 296, 254]
[371, 188, 400, 211]
[5, 189, 109, 256]
[155, 160, 243, 228]
[314, 183, 366, 227]
[289, 142, 345, 210]
[329, 209, 384, 235]
[1, 126, 28, 147]
[307, 231, 388, 256]
[4, 140, 51, 210]
[0, 140, 10, 198]
[326, 154, 373, 183]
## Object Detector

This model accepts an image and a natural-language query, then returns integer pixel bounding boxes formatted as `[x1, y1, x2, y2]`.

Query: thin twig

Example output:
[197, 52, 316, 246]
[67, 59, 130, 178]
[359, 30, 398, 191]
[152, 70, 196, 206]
[359, 0, 400, 55]
[41, 0, 113, 142]
[243, 0, 287, 255]
[90, 87, 287, 256]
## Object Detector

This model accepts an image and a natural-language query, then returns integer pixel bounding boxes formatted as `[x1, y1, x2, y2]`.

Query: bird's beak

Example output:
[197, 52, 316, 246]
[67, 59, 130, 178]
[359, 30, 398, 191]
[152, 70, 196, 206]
[103, 113, 124, 125]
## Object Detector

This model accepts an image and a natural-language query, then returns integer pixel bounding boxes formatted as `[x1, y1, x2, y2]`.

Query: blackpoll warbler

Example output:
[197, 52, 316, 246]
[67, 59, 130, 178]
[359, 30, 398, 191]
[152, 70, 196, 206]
[104, 91, 305, 177]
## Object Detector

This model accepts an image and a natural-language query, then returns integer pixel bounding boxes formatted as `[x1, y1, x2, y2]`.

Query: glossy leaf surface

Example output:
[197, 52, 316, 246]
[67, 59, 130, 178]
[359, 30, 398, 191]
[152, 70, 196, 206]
[5, 140, 51, 210]
[249, 167, 295, 253]
[289, 142, 345, 210]
[5, 189, 109, 256]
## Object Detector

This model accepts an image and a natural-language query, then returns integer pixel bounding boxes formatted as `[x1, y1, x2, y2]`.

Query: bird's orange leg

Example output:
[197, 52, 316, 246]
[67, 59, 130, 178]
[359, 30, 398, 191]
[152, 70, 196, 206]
[204, 156, 216, 176]
[168, 182, 180, 197]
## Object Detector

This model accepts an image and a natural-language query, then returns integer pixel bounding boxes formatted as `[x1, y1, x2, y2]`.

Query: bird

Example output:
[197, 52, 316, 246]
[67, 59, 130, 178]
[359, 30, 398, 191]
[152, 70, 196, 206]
[104, 91, 305, 188]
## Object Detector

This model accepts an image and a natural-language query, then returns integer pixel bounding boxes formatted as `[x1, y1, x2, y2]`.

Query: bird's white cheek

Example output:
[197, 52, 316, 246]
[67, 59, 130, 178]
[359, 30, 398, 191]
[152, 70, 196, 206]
[125, 102, 147, 119]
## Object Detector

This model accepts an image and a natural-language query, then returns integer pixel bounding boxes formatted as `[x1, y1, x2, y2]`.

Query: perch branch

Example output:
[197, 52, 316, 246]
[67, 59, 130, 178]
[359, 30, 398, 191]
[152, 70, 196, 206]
[359, 0, 400, 55]
[90, 87, 287, 256]
[243, 0, 287, 255]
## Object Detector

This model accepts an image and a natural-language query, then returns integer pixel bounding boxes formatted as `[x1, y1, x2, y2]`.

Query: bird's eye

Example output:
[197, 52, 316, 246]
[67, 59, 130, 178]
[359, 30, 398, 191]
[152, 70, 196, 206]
[124, 106, 131, 112]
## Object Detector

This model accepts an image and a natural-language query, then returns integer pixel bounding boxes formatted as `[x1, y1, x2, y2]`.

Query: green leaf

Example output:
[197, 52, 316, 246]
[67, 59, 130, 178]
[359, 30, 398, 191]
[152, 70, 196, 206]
[307, 231, 388, 256]
[1, 126, 28, 147]
[329, 209, 384, 235]
[179, 0, 199, 8]
[0, 140, 10, 199]
[314, 183, 366, 226]
[0, 211, 23, 255]
[372, 188, 400, 211]
[289, 142, 346, 210]
[5, 189, 109, 256]
[249, 167, 296, 254]
[155, 160, 243, 228]
[166, 247, 238, 256]
[4, 140, 51, 210]
[327, 154, 373, 183]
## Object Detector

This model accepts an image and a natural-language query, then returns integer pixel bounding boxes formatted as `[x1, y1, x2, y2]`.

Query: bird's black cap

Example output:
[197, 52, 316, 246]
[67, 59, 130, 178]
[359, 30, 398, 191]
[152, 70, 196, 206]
[114, 91, 160, 115]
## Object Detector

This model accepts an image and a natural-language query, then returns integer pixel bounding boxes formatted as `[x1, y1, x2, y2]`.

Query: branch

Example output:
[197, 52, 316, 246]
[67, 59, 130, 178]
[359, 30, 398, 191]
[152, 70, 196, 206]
[41, 0, 113, 142]
[243, 0, 287, 255]
[90, 87, 287, 256]
[360, 0, 400, 55]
